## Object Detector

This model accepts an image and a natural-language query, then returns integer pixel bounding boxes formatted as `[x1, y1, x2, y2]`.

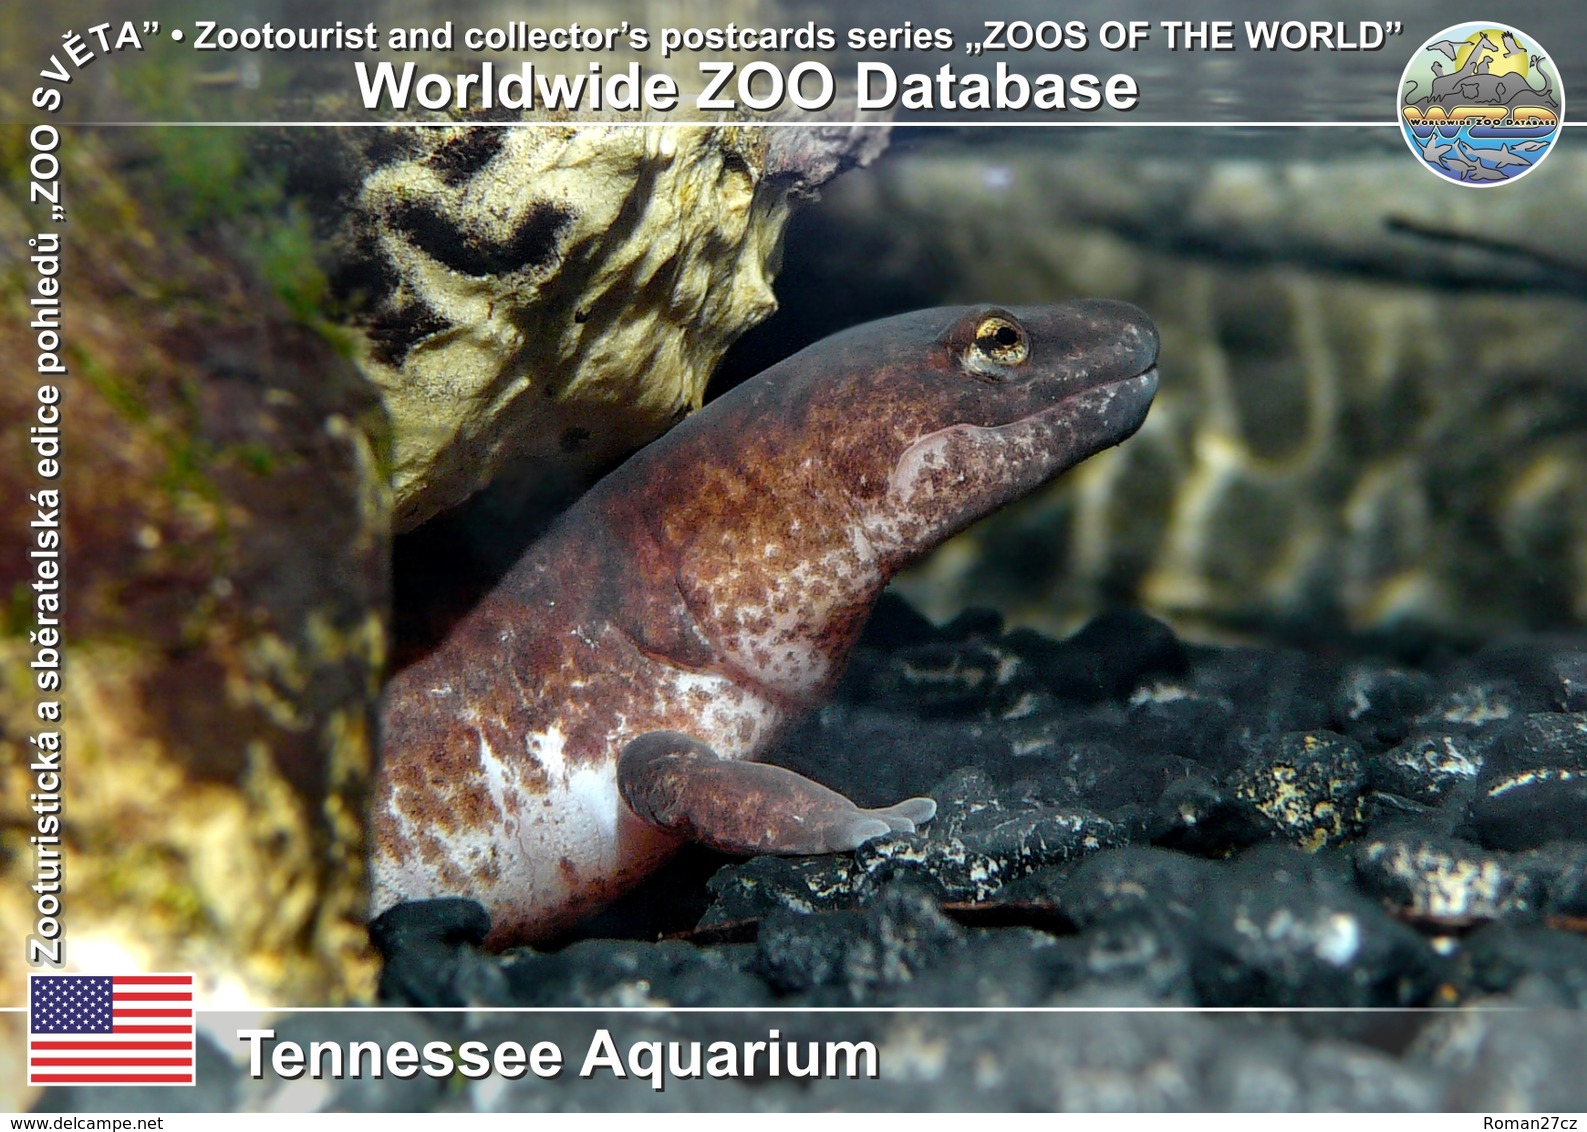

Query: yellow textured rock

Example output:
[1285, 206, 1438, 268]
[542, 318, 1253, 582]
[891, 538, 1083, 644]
[0, 129, 387, 1010]
[330, 122, 884, 530]
[0, 644, 378, 1006]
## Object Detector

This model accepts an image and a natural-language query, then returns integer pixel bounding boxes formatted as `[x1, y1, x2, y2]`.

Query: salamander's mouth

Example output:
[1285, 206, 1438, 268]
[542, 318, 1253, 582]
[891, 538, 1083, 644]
[1067, 365, 1160, 402]
[1053, 364, 1159, 444]
[988, 361, 1159, 452]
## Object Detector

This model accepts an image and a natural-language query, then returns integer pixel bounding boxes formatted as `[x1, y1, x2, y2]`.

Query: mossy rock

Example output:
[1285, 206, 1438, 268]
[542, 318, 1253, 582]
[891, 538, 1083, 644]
[0, 126, 386, 1008]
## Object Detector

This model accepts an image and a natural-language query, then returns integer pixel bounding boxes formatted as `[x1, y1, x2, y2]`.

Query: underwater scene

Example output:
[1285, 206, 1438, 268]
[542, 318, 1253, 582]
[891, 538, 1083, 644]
[2, 0, 1586, 1114]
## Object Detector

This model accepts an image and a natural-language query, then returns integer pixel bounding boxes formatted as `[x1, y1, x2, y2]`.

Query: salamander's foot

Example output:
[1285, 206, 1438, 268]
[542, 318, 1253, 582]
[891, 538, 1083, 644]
[617, 730, 936, 855]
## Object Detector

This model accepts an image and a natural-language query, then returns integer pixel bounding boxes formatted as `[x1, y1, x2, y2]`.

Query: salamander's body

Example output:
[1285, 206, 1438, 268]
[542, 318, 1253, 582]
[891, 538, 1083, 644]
[373, 302, 1160, 945]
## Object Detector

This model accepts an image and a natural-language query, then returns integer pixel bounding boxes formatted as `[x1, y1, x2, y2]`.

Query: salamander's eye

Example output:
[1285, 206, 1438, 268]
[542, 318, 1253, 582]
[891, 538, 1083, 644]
[965, 315, 1029, 376]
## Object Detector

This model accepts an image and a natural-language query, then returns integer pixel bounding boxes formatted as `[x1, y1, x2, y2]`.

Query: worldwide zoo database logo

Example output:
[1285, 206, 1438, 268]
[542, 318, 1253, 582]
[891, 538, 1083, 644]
[1399, 22, 1563, 186]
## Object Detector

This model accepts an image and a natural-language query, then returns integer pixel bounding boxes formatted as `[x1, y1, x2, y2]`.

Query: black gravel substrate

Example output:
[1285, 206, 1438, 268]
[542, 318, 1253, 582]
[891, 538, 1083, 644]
[38, 598, 1587, 1111]
[365, 599, 1587, 1109]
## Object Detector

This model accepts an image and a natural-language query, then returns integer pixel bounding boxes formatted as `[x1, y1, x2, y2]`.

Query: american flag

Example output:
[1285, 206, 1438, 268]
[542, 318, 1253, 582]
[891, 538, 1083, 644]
[28, 973, 196, 1086]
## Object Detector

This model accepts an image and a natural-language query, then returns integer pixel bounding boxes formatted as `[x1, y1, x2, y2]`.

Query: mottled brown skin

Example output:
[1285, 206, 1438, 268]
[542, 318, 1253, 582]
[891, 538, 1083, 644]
[373, 301, 1160, 946]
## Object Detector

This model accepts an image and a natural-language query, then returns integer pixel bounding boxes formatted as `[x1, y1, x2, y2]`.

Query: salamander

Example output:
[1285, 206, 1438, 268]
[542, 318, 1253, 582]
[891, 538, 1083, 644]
[372, 300, 1160, 945]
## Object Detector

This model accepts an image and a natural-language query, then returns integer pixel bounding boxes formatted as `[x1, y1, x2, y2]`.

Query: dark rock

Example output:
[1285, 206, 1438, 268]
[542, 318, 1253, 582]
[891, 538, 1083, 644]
[767, 703, 1005, 810]
[341, 586, 1587, 1103]
[1330, 663, 1437, 750]
[1414, 679, 1551, 733]
[1228, 731, 1367, 850]
[1005, 608, 1187, 704]
[1447, 924, 1587, 1008]
[753, 885, 967, 1002]
[702, 767, 1140, 930]
[501, 939, 771, 1008]
[1042, 912, 1200, 1003]
[1453, 639, 1587, 715]
[881, 927, 1072, 1007]
[1354, 788, 1442, 835]
[849, 768, 1139, 902]
[1189, 1023, 1439, 1110]
[940, 607, 1005, 641]
[1019, 845, 1222, 928]
[1366, 729, 1490, 807]
[1354, 833, 1540, 921]
[858, 639, 1026, 718]
[999, 850, 1212, 1002]
[1007, 843, 1445, 1010]
[700, 854, 858, 927]
[1515, 842, 1587, 916]
[1546, 648, 1587, 712]
[371, 897, 491, 951]
[1187, 845, 1442, 1008]
[842, 1008, 1440, 1110]
[1125, 684, 1240, 771]
[1467, 713, 1587, 851]
[1150, 771, 1273, 854]
[372, 898, 504, 1007]
[1414, 989, 1587, 1109]
[859, 591, 944, 650]
[1483, 712, 1587, 778]
[1187, 647, 1336, 741]
[1466, 769, 1587, 852]
[993, 709, 1197, 811]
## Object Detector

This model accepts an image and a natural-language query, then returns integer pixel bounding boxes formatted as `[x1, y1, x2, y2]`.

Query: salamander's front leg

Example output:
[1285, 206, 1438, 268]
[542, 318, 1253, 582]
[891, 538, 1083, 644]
[617, 730, 936, 855]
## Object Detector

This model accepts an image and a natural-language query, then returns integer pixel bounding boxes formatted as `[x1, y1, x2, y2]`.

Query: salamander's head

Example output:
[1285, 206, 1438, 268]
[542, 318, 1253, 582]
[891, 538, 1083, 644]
[595, 299, 1158, 701]
[810, 300, 1160, 569]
